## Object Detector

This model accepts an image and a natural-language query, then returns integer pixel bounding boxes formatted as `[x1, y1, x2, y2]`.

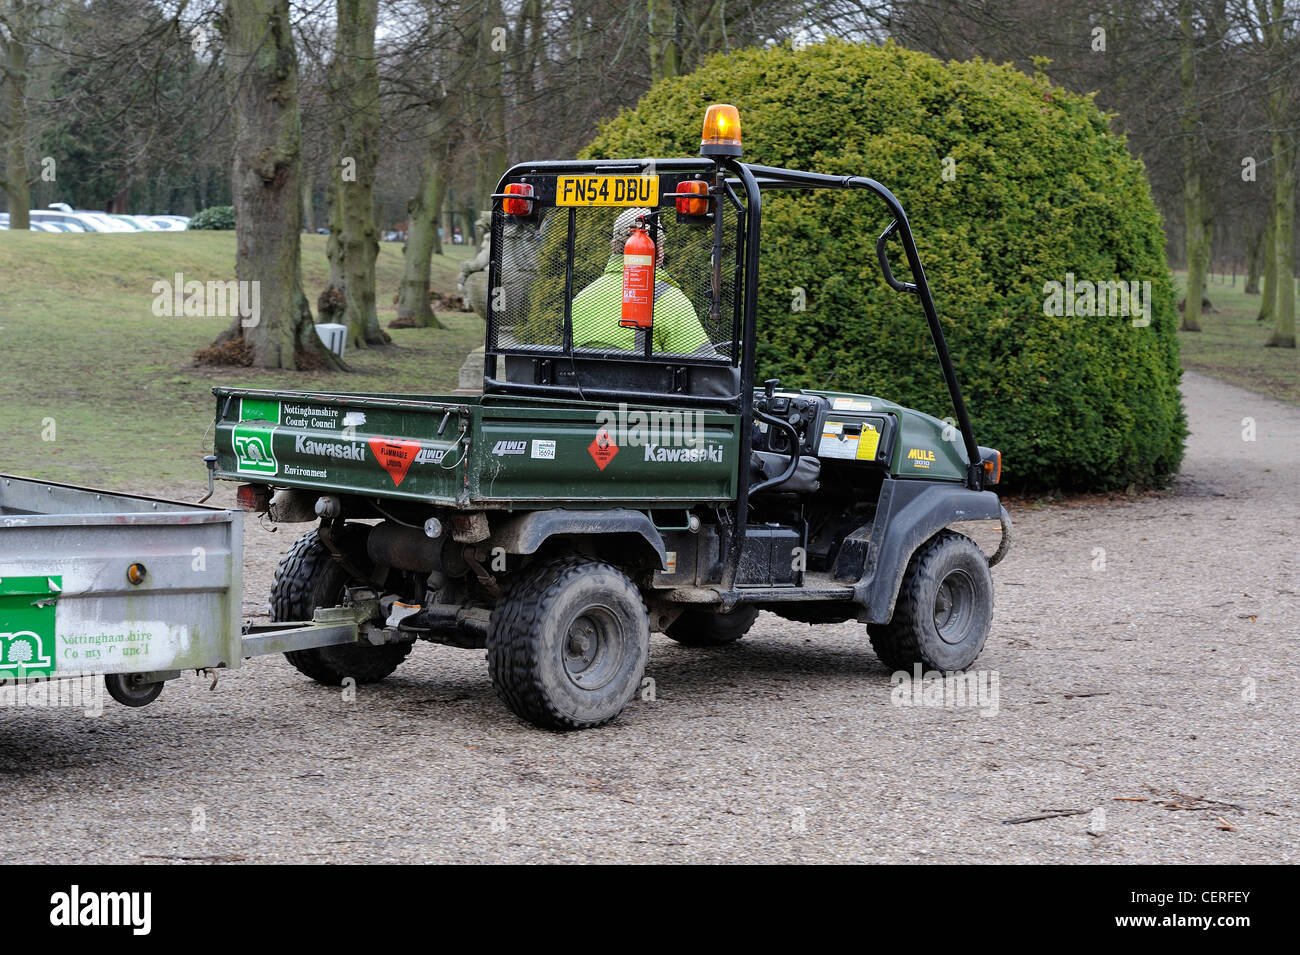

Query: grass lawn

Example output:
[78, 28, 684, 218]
[0, 231, 481, 491]
[1174, 270, 1299, 405]
[1, 236, 1293, 493]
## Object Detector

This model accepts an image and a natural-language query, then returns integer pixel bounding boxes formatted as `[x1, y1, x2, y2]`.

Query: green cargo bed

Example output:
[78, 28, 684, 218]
[212, 388, 740, 508]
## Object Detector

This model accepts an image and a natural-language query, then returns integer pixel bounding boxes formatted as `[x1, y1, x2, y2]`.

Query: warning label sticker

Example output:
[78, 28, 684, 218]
[369, 438, 421, 486]
[818, 419, 882, 462]
[831, 397, 873, 412]
[588, 428, 619, 471]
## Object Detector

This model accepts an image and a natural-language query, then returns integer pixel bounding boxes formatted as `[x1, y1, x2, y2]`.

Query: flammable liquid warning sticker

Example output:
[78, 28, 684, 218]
[369, 438, 422, 487]
[588, 428, 619, 470]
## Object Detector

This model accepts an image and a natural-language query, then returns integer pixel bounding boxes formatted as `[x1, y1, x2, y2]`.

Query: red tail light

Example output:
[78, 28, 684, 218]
[502, 182, 534, 216]
[675, 179, 709, 216]
[236, 483, 271, 512]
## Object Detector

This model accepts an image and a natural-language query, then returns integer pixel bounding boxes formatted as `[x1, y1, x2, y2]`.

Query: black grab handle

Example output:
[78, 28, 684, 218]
[876, 220, 918, 294]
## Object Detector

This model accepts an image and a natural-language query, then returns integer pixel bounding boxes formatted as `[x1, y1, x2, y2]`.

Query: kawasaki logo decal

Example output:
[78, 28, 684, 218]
[643, 443, 724, 464]
[0, 575, 60, 677]
[295, 435, 366, 460]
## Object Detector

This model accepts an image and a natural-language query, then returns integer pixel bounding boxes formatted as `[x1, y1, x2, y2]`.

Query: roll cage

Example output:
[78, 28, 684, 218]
[483, 156, 987, 590]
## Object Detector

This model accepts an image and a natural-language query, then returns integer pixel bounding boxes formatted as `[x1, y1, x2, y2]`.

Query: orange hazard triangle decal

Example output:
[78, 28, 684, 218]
[369, 438, 421, 486]
[588, 427, 619, 471]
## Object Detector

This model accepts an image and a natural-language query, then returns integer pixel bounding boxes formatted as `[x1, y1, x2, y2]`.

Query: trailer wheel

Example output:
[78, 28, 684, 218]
[868, 531, 993, 672]
[487, 557, 649, 730]
[271, 530, 412, 686]
[104, 673, 164, 707]
[664, 605, 759, 646]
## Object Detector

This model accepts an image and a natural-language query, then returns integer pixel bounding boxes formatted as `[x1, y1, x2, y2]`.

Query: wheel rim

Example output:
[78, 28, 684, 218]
[562, 605, 624, 690]
[933, 569, 977, 645]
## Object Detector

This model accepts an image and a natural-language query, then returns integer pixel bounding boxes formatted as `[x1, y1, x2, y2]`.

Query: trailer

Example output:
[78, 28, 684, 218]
[0, 474, 376, 706]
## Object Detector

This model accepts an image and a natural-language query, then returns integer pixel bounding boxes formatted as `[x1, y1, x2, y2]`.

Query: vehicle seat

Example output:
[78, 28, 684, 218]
[750, 450, 820, 494]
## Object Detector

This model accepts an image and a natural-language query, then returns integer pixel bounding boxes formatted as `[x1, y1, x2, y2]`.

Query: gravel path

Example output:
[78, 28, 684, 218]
[1, 371, 1295, 863]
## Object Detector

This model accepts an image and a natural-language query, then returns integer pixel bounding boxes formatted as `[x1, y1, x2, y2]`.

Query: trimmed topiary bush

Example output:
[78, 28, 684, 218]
[584, 40, 1185, 490]
[188, 205, 236, 230]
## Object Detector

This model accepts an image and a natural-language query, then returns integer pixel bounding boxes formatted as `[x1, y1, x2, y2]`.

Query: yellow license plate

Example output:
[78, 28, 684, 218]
[555, 175, 659, 207]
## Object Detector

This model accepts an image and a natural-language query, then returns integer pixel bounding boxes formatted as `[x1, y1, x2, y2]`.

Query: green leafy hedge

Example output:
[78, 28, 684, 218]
[188, 205, 235, 230]
[584, 40, 1185, 490]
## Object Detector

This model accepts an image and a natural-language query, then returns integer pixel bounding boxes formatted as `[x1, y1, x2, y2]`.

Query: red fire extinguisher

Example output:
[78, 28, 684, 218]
[620, 223, 656, 330]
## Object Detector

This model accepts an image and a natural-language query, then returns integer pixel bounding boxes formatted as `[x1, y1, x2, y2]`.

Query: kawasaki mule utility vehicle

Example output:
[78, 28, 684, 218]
[211, 104, 1011, 730]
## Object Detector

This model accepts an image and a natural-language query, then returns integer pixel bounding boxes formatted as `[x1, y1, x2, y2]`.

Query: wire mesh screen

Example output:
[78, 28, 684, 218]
[488, 189, 737, 362]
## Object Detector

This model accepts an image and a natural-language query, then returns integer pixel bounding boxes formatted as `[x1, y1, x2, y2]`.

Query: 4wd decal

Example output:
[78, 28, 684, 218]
[369, 438, 422, 487]
[492, 440, 527, 456]
[588, 428, 619, 470]
[0, 575, 60, 678]
[233, 397, 280, 476]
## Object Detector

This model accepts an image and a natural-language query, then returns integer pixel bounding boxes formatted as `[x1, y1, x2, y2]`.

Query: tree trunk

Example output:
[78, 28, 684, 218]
[1258, 207, 1277, 323]
[1266, 125, 1296, 347]
[0, 0, 32, 231]
[206, 0, 338, 371]
[301, 172, 315, 233]
[333, 0, 387, 348]
[1262, 0, 1296, 347]
[1178, 1, 1209, 332]
[474, 0, 508, 213]
[394, 146, 448, 328]
[1182, 172, 1212, 331]
[648, 0, 678, 82]
[1245, 222, 1264, 295]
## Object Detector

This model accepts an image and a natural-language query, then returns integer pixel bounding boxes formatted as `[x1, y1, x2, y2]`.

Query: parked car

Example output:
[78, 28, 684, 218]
[61, 211, 128, 232]
[29, 211, 92, 232]
[146, 216, 189, 231]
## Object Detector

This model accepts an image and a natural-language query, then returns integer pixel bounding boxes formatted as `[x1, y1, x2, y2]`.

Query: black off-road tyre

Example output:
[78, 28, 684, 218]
[867, 531, 993, 672]
[487, 557, 649, 730]
[664, 605, 760, 646]
[271, 530, 413, 686]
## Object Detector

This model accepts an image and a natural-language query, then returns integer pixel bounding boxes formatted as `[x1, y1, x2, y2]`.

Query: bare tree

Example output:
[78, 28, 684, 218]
[330, 0, 388, 347]
[1232, 0, 1297, 347]
[203, 0, 338, 369]
[0, 0, 35, 229]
